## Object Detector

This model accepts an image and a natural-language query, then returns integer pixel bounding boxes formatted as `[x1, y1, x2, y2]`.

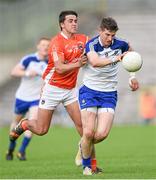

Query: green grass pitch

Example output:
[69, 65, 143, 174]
[0, 125, 156, 179]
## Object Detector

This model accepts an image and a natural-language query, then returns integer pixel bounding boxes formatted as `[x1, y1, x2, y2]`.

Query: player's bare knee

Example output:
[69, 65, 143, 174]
[84, 129, 94, 140]
[95, 131, 108, 142]
[37, 127, 48, 136]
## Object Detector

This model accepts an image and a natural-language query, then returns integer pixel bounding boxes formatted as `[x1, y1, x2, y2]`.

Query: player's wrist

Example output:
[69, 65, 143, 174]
[110, 56, 120, 63]
[129, 72, 136, 79]
[129, 72, 136, 85]
[77, 60, 82, 67]
[110, 56, 117, 63]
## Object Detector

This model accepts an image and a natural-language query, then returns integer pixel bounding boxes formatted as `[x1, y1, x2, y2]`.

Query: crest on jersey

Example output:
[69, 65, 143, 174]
[77, 42, 84, 53]
[41, 99, 45, 105]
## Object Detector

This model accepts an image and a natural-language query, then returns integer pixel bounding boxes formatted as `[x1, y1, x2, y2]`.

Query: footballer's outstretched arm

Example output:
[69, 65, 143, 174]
[11, 64, 37, 77]
[87, 51, 123, 67]
[127, 44, 139, 91]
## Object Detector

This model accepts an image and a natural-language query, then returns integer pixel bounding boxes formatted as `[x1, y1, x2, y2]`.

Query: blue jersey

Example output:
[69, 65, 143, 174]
[15, 53, 48, 101]
[83, 35, 129, 91]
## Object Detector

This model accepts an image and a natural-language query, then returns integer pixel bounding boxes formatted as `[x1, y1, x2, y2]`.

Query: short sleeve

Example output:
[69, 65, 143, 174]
[48, 38, 64, 62]
[85, 41, 96, 54]
[122, 41, 129, 53]
[19, 56, 32, 69]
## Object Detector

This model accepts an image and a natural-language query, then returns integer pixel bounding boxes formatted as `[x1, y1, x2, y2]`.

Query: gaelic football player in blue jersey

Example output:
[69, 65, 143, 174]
[6, 37, 50, 160]
[79, 17, 139, 175]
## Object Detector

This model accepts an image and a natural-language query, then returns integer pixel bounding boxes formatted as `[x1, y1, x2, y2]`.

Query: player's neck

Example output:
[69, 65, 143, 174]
[37, 53, 46, 60]
[61, 31, 74, 39]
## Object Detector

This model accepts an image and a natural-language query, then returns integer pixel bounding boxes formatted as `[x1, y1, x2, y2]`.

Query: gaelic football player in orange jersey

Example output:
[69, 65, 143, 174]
[9, 10, 101, 174]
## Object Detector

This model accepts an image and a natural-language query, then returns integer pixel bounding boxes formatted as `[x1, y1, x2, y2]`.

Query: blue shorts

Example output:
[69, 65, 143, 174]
[79, 85, 118, 110]
[14, 98, 39, 115]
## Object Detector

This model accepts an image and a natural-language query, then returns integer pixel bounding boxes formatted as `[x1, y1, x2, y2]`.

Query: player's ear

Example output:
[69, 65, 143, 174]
[60, 22, 64, 30]
[36, 43, 40, 51]
[128, 43, 133, 51]
[98, 27, 103, 35]
[37, 41, 43, 52]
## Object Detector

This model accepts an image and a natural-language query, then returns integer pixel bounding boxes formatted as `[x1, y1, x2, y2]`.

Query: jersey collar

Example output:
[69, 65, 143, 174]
[60, 32, 68, 39]
[60, 31, 76, 40]
[98, 36, 114, 48]
[35, 52, 47, 61]
[98, 36, 103, 47]
[35, 52, 40, 61]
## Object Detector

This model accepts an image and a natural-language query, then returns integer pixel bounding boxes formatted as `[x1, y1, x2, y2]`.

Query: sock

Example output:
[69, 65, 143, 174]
[82, 157, 91, 169]
[8, 140, 16, 153]
[19, 136, 31, 154]
[91, 158, 97, 171]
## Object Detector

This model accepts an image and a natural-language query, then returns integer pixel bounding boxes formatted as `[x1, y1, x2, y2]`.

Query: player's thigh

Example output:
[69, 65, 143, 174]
[36, 107, 54, 129]
[29, 106, 38, 120]
[38, 84, 62, 130]
[65, 100, 81, 124]
[96, 111, 114, 138]
[63, 87, 82, 124]
[81, 108, 97, 138]
[25, 106, 38, 137]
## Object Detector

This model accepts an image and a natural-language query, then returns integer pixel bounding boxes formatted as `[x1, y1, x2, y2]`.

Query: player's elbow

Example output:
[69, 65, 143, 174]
[54, 61, 66, 74]
[10, 70, 17, 77]
[90, 61, 99, 67]
[89, 58, 100, 67]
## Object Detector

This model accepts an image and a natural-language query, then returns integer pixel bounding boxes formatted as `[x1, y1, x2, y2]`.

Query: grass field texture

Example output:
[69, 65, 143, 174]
[0, 125, 156, 179]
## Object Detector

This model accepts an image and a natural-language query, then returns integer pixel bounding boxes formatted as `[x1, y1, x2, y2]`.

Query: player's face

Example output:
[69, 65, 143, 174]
[99, 28, 116, 47]
[61, 15, 78, 34]
[37, 40, 50, 58]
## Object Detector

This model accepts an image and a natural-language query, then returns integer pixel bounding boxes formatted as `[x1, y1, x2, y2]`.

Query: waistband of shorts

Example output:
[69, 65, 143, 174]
[82, 85, 117, 94]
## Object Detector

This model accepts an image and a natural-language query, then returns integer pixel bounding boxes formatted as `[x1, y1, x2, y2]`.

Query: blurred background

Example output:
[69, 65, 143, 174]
[0, 0, 156, 127]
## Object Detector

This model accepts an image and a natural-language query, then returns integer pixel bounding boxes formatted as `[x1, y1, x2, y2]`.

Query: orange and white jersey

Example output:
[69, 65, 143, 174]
[43, 32, 88, 89]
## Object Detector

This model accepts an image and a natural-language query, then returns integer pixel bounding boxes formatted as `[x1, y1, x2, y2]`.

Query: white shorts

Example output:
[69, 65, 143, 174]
[81, 107, 115, 114]
[39, 83, 78, 110]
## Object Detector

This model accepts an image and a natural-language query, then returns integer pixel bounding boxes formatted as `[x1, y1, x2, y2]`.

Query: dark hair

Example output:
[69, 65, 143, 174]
[38, 37, 50, 42]
[100, 17, 118, 32]
[59, 10, 78, 30]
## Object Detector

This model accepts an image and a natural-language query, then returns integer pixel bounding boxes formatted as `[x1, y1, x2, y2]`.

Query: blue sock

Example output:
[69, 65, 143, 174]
[8, 140, 16, 152]
[82, 157, 91, 169]
[19, 136, 31, 153]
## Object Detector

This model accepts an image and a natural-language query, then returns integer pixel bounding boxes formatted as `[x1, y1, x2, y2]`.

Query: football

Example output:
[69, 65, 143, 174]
[122, 51, 143, 72]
